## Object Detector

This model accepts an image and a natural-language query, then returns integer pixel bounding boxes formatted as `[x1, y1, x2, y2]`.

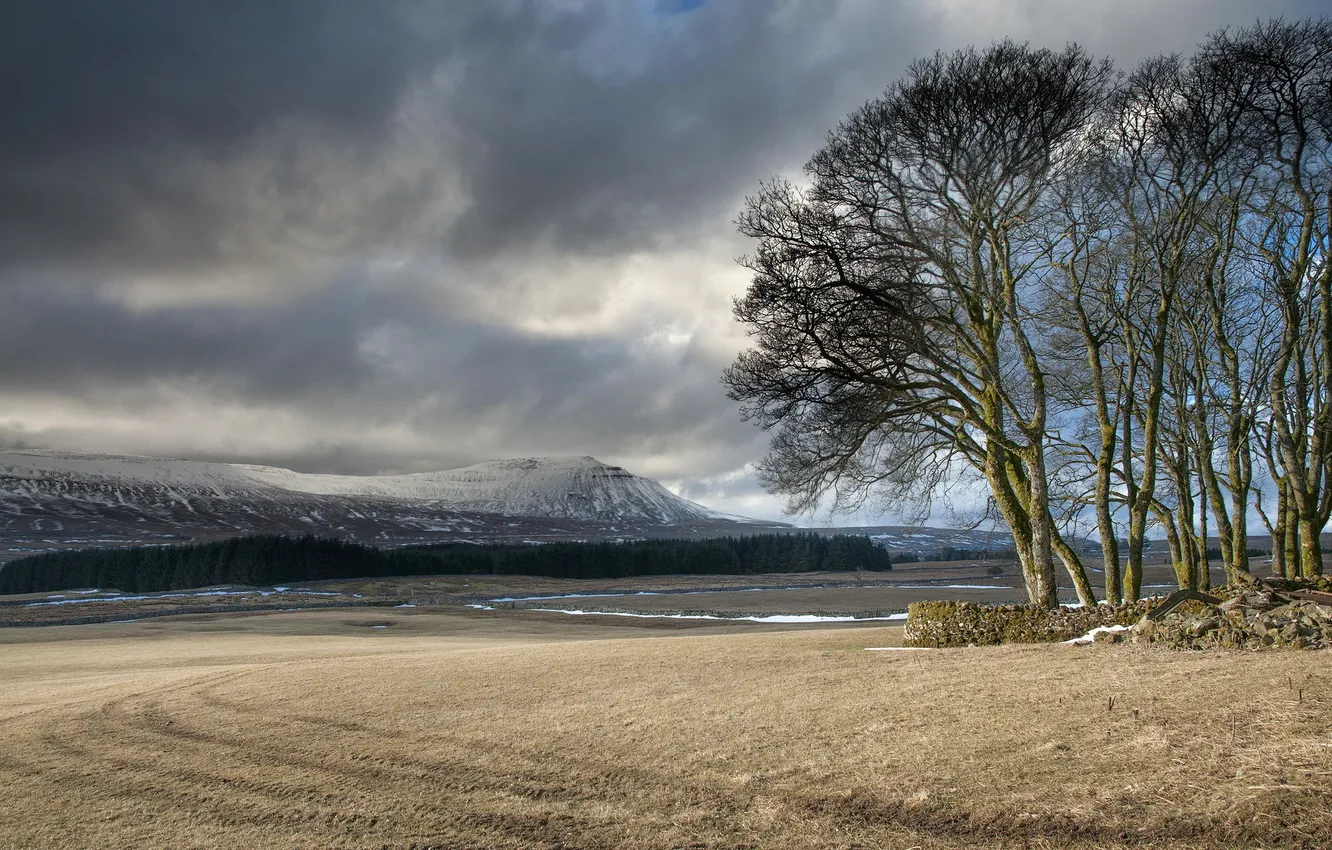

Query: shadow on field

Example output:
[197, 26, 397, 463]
[803, 789, 1323, 849]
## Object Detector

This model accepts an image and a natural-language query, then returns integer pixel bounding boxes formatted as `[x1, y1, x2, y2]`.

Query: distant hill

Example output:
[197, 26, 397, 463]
[0, 449, 786, 558]
[801, 525, 1088, 560]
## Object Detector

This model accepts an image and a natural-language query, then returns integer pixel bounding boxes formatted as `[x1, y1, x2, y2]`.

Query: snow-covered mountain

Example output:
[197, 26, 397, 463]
[232, 455, 731, 522]
[0, 449, 778, 556]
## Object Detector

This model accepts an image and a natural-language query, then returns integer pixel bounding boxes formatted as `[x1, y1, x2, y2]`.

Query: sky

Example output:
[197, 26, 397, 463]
[1, 0, 1322, 525]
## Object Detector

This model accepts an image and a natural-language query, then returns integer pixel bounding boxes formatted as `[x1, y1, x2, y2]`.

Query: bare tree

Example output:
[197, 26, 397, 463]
[1213, 20, 1332, 577]
[729, 21, 1331, 601]
[726, 42, 1111, 607]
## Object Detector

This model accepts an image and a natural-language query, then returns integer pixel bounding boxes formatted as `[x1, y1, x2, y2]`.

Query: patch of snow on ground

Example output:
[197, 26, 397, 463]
[1063, 624, 1132, 645]
[487, 584, 1010, 605]
[24, 588, 346, 606]
[489, 591, 661, 603]
[890, 584, 1012, 590]
[527, 608, 909, 623]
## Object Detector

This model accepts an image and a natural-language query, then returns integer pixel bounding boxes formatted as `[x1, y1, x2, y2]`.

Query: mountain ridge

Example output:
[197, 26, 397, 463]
[0, 448, 783, 557]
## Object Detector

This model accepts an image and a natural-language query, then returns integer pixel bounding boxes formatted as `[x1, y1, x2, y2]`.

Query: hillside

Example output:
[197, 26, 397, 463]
[0, 449, 784, 556]
[233, 455, 734, 523]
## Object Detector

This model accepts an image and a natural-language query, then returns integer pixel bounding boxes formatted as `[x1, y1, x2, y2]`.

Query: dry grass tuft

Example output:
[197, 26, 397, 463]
[1, 609, 1329, 849]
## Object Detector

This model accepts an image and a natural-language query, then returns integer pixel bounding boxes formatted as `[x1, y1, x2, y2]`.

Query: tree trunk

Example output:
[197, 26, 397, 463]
[1051, 533, 1097, 607]
[1268, 479, 1289, 579]
[1298, 509, 1323, 577]
[986, 444, 1056, 608]
[1022, 446, 1062, 609]
[1228, 443, 1252, 579]
[1285, 503, 1302, 579]
[1095, 450, 1122, 604]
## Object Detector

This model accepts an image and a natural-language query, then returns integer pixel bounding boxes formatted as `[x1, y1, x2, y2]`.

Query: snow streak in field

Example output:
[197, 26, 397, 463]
[525, 608, 909, 623]
[489, 591, 665, 603]
[25, 588, 345, 606]
[1063, 625, 1132, 645]
[489, 583, 1013, 604]
[888, 584, 1012, 589]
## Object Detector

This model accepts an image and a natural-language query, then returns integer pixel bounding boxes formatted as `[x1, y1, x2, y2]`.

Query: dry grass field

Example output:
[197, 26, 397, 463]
[2, 607, 1330, 849]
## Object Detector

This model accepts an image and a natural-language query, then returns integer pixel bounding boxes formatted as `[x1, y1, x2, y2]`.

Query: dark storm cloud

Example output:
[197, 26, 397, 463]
[438, 2, 876, 258]
[0, 278, 378, 399]
[0, 1, 929, 275]
[3, 2, 423, 153]
[9, 0, 1319, 277]
[0, 1, 444, 271]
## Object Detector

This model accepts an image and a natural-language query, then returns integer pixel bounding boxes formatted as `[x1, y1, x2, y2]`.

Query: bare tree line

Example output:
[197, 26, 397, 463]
[725, 18, 1332, 607]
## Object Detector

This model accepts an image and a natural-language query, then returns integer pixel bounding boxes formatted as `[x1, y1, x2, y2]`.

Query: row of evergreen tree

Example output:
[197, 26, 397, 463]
[0, 532, 892, 595]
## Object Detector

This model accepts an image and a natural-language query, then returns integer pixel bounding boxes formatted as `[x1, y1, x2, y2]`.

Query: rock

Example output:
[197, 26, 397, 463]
[1190, 617, 1220, 636]
[1234, 572, 1262, 588]
[1247, 592, 1275, 610]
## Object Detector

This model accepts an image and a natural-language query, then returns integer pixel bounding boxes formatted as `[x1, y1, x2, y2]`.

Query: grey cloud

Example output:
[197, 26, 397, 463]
[3, 2, 423, 155]
[0, 278, 383, 399]
[0, 274, 758, 473]
[0, 1, 444, 273]
[10, 1, 1313, 277]
[439, 2, 898, 259]
[7, 1, 1324, 277]
[1, 1, 940, 277]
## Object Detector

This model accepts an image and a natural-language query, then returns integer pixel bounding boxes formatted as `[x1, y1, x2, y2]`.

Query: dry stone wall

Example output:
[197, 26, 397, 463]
[902, 599, 1155, 647]
[1126, 589, 1332, 650]
[904, 577, 1332, 651]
